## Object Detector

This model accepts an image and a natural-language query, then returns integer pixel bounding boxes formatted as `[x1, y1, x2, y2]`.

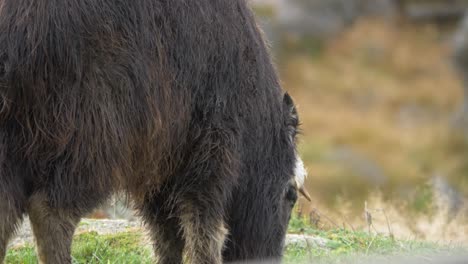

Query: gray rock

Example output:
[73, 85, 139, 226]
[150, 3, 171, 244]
[431, 175, 464, 217]
[253, 0, 398, 40]
[9, 219, 143, 248]
[452, 12, 468, 128]
[404, 1, 468, 21]
[285, 234, 330, 248]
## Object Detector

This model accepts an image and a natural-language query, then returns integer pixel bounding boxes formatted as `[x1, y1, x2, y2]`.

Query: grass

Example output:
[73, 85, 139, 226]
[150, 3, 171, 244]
[5, 232, 152, 264]
[5, 215, 465, 263]
[284, 231, 452, 264]
[285, 214, 465, 263]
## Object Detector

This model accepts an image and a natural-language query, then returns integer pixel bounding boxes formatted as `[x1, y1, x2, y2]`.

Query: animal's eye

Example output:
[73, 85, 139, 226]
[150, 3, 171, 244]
[285, 185, 298, 204]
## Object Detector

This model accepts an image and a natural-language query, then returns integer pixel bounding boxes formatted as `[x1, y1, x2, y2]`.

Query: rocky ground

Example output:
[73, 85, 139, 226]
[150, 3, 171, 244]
[10, 219, 143, 248]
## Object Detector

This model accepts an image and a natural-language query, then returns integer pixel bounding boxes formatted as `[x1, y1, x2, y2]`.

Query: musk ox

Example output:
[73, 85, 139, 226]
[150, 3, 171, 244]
[0, 0, 310, 263]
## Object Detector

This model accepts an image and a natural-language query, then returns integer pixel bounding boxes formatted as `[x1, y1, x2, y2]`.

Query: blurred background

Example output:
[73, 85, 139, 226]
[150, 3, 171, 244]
[250, 0, 468, 243]
[92, 0, 468, 245]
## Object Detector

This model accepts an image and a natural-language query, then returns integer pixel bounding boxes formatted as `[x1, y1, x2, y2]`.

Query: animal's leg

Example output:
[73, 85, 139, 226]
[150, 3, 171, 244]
[140, 195, 185, 264]
[0, 145, 27, 263]
[176, 139, 237, 264]
[0, 190, 25, 263]
[27, 193, 81, 264]
[178, 199, 229, 264]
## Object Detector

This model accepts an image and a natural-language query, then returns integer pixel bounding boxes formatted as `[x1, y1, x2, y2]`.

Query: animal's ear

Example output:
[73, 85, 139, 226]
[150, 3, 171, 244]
[283, 92, 299, 130]
[283, 92, 296, 116]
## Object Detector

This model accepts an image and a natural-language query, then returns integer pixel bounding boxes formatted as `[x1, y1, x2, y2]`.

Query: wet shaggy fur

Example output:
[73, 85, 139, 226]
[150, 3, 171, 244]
[0, 0, 301, 263]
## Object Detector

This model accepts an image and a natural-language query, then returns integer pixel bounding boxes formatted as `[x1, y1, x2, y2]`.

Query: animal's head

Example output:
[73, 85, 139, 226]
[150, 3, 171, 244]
[224, 92, 310, 262]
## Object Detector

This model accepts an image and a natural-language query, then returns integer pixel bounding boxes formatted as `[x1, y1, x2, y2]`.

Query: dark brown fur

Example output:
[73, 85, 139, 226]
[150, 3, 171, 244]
[0, 0, 301, 263]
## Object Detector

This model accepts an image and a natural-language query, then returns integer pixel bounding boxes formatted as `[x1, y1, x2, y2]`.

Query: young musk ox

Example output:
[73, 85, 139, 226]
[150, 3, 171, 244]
[0, 0, 311, 263]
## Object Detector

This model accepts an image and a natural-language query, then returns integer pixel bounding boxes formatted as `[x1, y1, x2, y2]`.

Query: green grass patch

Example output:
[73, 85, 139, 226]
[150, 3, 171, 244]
[5, 232, 152, 264]
[4, 246, 37, 264]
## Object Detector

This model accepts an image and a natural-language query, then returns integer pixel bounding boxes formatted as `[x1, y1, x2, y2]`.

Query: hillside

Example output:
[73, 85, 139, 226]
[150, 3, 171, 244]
[280, 18, 468, 242]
